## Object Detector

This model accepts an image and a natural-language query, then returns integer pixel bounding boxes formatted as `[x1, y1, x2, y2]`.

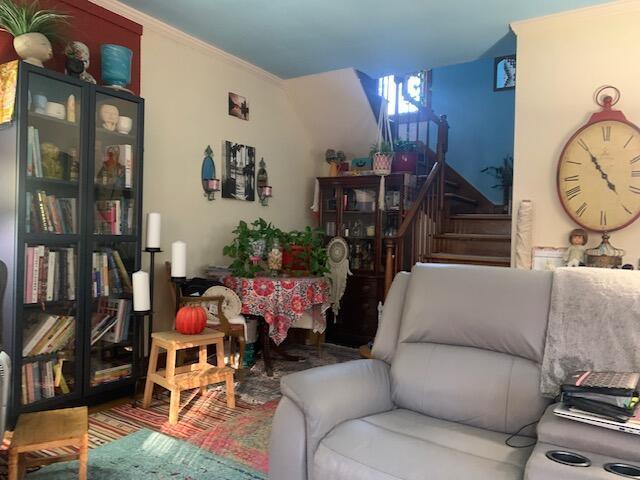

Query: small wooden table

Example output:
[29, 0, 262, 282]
[8, 406, 88, 480]
[142, 328, 235, 425]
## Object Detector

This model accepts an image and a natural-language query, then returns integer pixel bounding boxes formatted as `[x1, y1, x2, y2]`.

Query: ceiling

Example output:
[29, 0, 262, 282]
[119, 0, 611, 79]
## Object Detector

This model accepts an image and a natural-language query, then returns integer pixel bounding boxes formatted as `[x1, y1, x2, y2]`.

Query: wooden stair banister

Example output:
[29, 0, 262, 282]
[384, 114, 449, 295]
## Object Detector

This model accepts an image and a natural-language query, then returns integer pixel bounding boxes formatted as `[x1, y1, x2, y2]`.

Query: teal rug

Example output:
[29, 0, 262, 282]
[28, 428, 266, 480]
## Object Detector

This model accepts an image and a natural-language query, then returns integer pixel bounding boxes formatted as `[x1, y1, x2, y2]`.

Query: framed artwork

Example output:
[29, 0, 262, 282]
[228, 92, 249, 120]
[532, 247, 566, 271]
[222, 141, 256, 201]
[494, 55, 516, 91]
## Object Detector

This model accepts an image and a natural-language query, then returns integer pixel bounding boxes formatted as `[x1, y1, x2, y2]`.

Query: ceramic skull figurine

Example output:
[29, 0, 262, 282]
[64, 41, 96, 84]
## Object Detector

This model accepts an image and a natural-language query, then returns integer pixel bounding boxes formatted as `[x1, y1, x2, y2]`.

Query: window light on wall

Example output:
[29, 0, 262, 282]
[378, 74, 424, 115]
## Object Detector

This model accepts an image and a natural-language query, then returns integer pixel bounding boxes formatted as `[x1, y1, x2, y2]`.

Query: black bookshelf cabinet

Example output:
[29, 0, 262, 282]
[0, 62, 145, 424]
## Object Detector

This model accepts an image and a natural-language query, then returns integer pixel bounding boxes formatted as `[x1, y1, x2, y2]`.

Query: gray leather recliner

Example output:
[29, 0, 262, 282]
[269, 264, 554, 480]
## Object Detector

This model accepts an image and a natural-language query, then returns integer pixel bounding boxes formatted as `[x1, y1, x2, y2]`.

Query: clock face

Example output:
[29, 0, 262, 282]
[558, 119, 640, 231]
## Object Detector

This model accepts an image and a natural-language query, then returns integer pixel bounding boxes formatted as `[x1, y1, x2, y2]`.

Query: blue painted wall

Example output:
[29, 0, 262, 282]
[431, 56, 515, 204]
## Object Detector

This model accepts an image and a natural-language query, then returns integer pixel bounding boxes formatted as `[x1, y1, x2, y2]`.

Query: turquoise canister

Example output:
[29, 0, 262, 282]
[101, 44, 133, 87]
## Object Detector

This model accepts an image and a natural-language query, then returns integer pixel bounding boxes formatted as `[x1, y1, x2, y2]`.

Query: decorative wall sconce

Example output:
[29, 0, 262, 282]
[257, 157, 272, 206]
[201, 145, 220, 201]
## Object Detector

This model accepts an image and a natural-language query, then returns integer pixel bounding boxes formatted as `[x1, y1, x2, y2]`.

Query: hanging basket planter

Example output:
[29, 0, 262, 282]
[372, 152, 393, 175]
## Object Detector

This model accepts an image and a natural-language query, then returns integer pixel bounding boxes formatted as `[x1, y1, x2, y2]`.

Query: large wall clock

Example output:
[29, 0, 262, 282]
[557, 86, 640, 232]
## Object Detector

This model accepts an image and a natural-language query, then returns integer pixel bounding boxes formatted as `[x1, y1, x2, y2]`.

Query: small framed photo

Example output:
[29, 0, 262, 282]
[494, 55, 516, 91]
[228, 92, 249, 121]
[532, 247, 566, 271]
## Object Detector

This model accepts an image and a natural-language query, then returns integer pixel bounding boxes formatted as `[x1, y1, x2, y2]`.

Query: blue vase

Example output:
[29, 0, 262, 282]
[101, 44, 132, 87]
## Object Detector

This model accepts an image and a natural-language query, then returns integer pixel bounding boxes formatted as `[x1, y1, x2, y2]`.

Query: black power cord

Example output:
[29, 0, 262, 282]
[505, 420, 539, 448]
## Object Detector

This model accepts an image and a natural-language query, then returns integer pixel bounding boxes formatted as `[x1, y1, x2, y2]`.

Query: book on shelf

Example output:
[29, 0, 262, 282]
[94, 198, 134, 235]
[27, 190, 77, 234]
[91, 362, 132, 386]
[27, 126, 78, 181]
[22, 313, 74, 357]
[21, 359, 59, 404]
[95, 144, 133, 188]
[91, 297, 131, 345]
[92, 249, 132, 297]
[23, 245, 76, 304]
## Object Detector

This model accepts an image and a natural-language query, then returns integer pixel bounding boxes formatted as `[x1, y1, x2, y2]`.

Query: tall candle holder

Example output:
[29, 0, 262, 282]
[132, 247, 162, 407]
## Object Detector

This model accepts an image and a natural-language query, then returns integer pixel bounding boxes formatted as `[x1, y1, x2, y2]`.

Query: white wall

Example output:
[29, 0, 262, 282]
[94, 1, 320, 328]
[511, 1, 640, 266]
[286, 68, 378, 163]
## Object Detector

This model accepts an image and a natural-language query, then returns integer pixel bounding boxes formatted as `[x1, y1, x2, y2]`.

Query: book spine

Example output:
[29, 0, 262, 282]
[45, 251, 55, 302]
[102, 252, 109, 296]
[27, 126, 34, 176]
[67, 248, 76, 300]
[33, 128, 42, 178]
[21, 365, 28, 404]
[38, 248, 48, 304]
[35, 191, 49, 233]
[25, 246, 34, 303]
[32, 362, 41, 401]
[123, 144, 133, 188]
[25, 191, 32, 233]
[31, 246, 42, 303]
[112, 250, 132, 292]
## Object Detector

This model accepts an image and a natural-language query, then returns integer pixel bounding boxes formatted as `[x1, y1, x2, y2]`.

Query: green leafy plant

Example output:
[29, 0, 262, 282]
[393, 139, 419, 152]
[0, 0, 69, 40]
[281, 226, 329, 277]
[369, 141, 393, 158]
[481, 155, 513, 205]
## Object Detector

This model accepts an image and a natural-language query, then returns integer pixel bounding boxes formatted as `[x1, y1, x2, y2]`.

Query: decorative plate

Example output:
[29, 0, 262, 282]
[202, 286, 243, 321]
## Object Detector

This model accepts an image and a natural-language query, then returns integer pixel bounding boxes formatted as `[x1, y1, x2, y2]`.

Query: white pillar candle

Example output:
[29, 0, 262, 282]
[132, 270, 150, 311]
[171, 241, 187, 278]
[145, 212, 161, 249]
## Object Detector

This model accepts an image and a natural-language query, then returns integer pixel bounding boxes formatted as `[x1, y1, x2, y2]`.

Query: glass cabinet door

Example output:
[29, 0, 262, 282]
[88, 92, 140, 389]
[321, 185, 338, 238]
[21, 70, 84, 405]
[342, 187, 376, 272]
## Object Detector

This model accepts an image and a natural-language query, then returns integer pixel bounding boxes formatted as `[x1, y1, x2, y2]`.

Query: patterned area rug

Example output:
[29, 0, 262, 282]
[28, 428, 266, 479]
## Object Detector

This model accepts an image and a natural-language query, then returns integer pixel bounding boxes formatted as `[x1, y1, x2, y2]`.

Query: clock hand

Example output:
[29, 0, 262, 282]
[588, 151, 618, 193]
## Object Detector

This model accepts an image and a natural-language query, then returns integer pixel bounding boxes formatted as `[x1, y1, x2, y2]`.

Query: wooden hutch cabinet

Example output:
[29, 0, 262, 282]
[317, 173, 416, 346]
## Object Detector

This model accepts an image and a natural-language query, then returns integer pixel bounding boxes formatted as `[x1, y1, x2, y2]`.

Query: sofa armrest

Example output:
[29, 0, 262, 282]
[280, 359, 394, 477]
[537, 403, 640, 462]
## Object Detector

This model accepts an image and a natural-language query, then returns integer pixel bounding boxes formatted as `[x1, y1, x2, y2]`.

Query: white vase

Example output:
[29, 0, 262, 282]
[13, 33, 53, 67]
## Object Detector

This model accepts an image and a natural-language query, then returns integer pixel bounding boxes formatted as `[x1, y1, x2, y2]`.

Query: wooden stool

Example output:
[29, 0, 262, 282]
[142, 328, 235, 425]
[8, 406, 88, 480]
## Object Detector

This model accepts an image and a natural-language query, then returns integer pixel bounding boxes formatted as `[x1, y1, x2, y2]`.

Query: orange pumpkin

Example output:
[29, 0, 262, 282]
[175, 305, 207, 335]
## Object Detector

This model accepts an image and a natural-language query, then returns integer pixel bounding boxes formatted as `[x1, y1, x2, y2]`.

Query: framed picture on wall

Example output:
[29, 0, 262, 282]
[494, 55, 516, 91]
[228, 92, 250, 120]
[222, 141, 256, 201]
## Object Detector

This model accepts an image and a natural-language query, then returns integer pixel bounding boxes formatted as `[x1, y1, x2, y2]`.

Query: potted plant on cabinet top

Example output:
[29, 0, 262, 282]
[0, 0, 69, 67]
[370, 141, 393, 176]
[393, 139, 422, 174]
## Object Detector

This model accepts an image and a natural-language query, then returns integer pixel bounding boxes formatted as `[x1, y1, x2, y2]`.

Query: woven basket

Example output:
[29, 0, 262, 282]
[373, 153, 393, 175]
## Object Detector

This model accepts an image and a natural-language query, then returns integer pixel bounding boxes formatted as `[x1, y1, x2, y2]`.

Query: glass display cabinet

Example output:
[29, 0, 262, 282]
[318, 173, 416, 346]
[0, 62, 144, 422]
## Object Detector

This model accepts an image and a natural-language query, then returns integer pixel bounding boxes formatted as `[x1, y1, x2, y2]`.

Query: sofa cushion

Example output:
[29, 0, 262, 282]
[372, 271, 411, 364]
[391, 343, 550, 434]
[399, 264, 552, 363]
[313, 409, 533, 480]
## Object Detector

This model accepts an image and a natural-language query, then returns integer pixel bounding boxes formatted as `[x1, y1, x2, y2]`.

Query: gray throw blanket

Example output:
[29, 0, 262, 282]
[540, 267, 640, 398]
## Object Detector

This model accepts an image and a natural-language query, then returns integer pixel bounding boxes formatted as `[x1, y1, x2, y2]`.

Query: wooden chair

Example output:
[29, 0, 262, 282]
[8, 406, 88, 480]
[165, 262, 246, 368]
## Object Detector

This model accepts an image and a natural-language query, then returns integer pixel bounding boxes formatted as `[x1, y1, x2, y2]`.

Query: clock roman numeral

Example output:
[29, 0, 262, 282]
[631, 155, 640, 165]
[566, 160, 582, 165]
[600, 210, 607, 226]
[577, 139, 589, 151]
[566, 185, 581, 201]
[602, 126, 611, 142]
[623, 204, 633, 215]
[632, 170, 640, 177]
[625, 135, 634, 148]
[630, 186, 640, 195]
[564, 175, 579, 182]
[576, 202, 588, 217]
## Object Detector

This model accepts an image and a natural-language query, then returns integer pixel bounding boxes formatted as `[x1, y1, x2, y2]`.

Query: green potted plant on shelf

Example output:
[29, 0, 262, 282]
[223, 218, 282, 278]
[481, 155, 513, 211]
[0, 0, 69, 67]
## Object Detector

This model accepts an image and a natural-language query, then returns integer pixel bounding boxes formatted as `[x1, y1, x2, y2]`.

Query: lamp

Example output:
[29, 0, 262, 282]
[201, 145, 220, 200]
[257, 157, 272, 206]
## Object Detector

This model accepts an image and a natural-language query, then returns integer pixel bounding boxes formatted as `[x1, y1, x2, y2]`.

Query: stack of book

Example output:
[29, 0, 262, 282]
[23, 245, 76, 304]
[91, 249, 132, 298]
[94, 199, 135, 235]
[26, 190, 77, 234]
[91, 363, 132, 386]
[22, 313, 75, 356]
[21, 360, 58, 404]
[90, 298, 131, 345]
[27, 127, 78, 181]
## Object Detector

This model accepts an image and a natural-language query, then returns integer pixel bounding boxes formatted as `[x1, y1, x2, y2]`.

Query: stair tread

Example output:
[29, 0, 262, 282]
[436, 233, 511, 241]
[428, 253, 511, 263]
[444, 193, 478, 205]
[449, 214, 511, 220]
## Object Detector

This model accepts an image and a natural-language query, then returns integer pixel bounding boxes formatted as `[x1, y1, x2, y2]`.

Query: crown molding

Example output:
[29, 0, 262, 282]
[89, 0, 283, 86]
[511, 0, 640, 34]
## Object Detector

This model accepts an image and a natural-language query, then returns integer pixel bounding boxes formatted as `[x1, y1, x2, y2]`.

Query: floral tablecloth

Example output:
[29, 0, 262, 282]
[224, 276, 330, 345]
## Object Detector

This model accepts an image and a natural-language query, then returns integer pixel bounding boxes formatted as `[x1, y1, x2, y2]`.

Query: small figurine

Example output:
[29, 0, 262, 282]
[64, 41, 96, 84]
[564, 228, 588, 267]
[99, 104, 119, 131]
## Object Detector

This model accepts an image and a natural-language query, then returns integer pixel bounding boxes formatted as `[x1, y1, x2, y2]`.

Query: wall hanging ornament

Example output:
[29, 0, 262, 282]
[201, 145, 220, 200]
[326, 236, 352, 316]
[222, 141, 256, 201]
[257, 157, 272, 206]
